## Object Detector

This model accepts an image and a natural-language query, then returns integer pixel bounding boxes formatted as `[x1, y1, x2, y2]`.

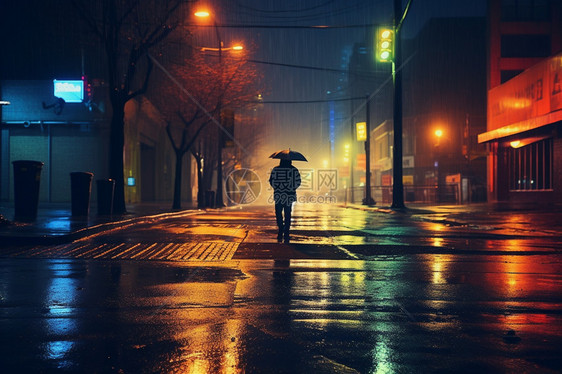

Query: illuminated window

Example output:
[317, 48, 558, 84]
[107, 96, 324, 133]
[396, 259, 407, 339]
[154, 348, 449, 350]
[508, 138, 552, 191]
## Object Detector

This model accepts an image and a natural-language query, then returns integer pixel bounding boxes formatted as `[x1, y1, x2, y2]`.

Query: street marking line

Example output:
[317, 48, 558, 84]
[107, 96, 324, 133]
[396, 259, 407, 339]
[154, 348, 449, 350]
[333, 244, 360, 260]
[141, 243, 168, 259]
[94, 243, 126, 259]
[223, 242, 240, 260]
[204, 242, 223, 260]
[181, 242, 202, 260]
[217, 242, 234, 261]
[4, 240, 241, 262]
[165, 242, 190, 260]
[74, 243, 104, 258]
[112, 243, 143, 259]
[188, 242, 209, 260]
[130, 243, 158, 259]
[63, 243, 93, 257]
[148, 243, 176, 260]
[394, 299, 416, 322]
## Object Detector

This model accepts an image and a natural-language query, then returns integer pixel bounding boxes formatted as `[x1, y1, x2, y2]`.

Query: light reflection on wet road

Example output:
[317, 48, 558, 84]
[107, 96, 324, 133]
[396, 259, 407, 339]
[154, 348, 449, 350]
[2, 204, 562, 372]
[2, 254, 562, 373]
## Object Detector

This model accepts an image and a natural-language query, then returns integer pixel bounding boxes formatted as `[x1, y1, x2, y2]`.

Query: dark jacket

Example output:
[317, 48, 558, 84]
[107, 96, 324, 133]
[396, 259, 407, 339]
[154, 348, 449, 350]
[269, 160, 301, 204]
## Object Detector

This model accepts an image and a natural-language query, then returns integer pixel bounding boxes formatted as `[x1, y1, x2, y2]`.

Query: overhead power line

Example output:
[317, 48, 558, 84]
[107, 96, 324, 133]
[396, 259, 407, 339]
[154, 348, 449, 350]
[192, 23, 378, 29]
[255, 96, 365, 104]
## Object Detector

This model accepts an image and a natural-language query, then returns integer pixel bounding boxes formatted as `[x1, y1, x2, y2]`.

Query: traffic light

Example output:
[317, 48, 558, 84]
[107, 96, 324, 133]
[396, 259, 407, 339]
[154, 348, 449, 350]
[376, 27, 394, 62]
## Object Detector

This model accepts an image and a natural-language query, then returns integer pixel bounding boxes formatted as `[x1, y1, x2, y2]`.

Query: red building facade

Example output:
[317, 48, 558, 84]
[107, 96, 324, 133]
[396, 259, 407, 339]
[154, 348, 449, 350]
[480, 0, 562, 204]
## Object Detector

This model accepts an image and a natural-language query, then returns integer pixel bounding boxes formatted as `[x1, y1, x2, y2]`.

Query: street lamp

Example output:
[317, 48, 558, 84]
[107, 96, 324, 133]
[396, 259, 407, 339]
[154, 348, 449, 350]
[194, 8, 228, 208]
[200, 44, 243, 52]
[434, 129, 444, 202]
[363, 95, 375, 206]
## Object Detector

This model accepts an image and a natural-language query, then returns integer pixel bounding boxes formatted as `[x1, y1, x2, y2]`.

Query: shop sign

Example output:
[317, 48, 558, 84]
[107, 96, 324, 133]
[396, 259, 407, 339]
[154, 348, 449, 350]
[54, 80, 84, 103]
[485, 53, 562, 137]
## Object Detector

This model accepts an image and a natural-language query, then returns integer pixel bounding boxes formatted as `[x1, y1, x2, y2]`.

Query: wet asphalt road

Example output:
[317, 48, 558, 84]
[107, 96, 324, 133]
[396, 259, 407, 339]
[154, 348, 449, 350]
[1, 204, 562, 373]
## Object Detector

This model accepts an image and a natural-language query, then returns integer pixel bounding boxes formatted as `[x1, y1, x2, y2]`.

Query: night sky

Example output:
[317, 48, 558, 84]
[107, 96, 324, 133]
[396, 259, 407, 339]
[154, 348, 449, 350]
[1, 0, 487, 168]
[206, 0, 487, 165]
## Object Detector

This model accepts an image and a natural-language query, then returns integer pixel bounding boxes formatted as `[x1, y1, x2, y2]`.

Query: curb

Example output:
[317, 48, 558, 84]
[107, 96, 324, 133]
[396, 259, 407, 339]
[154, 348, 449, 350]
[0, 209, 207, 246]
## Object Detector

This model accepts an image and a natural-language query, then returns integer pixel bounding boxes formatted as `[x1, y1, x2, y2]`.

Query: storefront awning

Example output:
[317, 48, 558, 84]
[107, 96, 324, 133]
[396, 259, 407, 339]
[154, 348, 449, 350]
[478, 110, 562, 143]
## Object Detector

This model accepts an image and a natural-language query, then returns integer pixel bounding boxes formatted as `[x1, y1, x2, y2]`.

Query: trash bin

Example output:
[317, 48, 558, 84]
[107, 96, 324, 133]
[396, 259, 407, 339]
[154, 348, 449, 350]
[70, 172, 94, 217]
[96, 179, 115, 215]
[205, 190, 215, 208]
[12, 160, 44, 222]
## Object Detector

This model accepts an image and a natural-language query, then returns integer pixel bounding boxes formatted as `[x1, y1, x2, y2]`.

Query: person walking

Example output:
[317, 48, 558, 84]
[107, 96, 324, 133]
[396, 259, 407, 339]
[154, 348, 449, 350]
[269, 159, 301, 243]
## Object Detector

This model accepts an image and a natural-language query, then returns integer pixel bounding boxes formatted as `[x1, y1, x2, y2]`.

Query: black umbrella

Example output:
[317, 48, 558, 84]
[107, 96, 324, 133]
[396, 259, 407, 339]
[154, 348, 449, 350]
[269, 149, 308, 162]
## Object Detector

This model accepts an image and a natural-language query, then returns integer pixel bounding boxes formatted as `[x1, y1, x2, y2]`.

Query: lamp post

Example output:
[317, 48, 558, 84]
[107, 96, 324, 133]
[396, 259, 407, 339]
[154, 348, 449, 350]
[434, 129, 443, 203]
[194, 8, 228, 208]
[363, 95, 375, 206]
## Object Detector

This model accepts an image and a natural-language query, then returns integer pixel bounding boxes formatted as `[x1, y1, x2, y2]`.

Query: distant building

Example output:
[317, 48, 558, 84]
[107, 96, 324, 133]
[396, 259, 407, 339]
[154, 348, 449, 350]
[479, 0, 562, 205]
[0, 3, 193, 208]
[0, 79, 188, 206]
[347, 17, 487, 204]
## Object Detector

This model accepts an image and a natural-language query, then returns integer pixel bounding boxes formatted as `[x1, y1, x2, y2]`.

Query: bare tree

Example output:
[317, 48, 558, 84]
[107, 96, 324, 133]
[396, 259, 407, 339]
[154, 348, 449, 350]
[156, 43, 262, 209]
[71, 0, 188, 214]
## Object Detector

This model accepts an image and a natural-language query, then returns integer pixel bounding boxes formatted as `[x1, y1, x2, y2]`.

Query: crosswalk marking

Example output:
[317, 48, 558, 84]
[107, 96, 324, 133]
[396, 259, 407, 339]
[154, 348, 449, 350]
[4, 241, 240, 261]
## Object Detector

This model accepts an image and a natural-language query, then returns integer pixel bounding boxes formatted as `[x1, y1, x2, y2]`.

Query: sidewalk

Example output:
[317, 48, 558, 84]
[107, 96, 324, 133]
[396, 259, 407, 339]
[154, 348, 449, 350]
[0, 202, 200, 245]
[2, 200, 562, 246]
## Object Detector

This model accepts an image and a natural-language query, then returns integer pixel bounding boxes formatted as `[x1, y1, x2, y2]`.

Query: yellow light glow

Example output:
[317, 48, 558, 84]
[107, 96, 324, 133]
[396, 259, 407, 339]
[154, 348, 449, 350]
[435, 129, 443, 138]
[231, 44, 244, 51]
[381, 30, 391, 38]
[510, 140, 521, 148]
[194, 10, 210, 17]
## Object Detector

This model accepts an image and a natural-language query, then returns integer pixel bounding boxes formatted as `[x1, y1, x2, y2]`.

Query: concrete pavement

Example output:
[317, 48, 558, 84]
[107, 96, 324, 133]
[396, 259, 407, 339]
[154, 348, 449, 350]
[2, 202, 562, 373]
[0, 202, 201, 245]
[2, 201, 562, 246]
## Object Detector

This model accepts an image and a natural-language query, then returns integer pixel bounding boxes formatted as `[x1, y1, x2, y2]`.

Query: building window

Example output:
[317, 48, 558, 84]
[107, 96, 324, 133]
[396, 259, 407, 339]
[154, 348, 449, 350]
[502, 0, 550, 22]
[501, 34, 551, 58]
[508, 138, 552, 191]
[501, 69, 524, 83]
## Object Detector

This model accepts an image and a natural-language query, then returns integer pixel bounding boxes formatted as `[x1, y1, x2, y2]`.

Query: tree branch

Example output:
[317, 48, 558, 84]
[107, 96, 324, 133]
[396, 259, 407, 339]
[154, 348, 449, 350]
[127, 54, 153, 100]
[165, 122, 180, 152]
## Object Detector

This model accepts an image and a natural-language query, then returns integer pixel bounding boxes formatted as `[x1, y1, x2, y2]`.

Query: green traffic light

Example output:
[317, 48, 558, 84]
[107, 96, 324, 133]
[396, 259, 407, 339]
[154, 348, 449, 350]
[376, 27, 394, 62]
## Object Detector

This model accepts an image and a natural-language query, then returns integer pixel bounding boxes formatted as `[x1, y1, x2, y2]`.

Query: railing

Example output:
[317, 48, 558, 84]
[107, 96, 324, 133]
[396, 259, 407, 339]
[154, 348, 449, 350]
[343, 184, 466, 205]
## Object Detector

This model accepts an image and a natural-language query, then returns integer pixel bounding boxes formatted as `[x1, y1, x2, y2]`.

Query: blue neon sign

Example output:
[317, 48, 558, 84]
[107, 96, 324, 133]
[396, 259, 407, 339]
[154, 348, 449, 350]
[53, 80, 84, 103]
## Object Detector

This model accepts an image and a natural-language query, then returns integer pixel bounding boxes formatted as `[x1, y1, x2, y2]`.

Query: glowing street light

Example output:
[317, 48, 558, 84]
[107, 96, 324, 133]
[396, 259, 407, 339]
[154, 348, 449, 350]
[194, 10, 210, 18]
[200, 44, 244, 52]
[194, 7, 228, 208]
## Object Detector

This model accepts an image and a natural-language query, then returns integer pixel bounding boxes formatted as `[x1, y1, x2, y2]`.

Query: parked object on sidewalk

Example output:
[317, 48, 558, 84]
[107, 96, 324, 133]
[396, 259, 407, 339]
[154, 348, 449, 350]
[71, 172, 94, 217]
[97, 179, 115, 216]
[269, 149, 308, 162]
[12, 160, 44, 222]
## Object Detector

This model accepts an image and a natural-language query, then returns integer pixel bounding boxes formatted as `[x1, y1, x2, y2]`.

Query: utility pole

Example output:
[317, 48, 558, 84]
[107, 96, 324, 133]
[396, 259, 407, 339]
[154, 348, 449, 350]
[391, 0, 412, 209]
[349, 115, 355, 204]
[215, 23, 225, 208]
[363, 95, 375, 206]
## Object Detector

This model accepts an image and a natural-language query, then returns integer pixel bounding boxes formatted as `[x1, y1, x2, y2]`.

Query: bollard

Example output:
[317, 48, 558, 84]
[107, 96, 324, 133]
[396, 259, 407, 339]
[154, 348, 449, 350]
[12, 160, 44, 222]
[70, 172, 94, 217]
[96, 179, 115, 215]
